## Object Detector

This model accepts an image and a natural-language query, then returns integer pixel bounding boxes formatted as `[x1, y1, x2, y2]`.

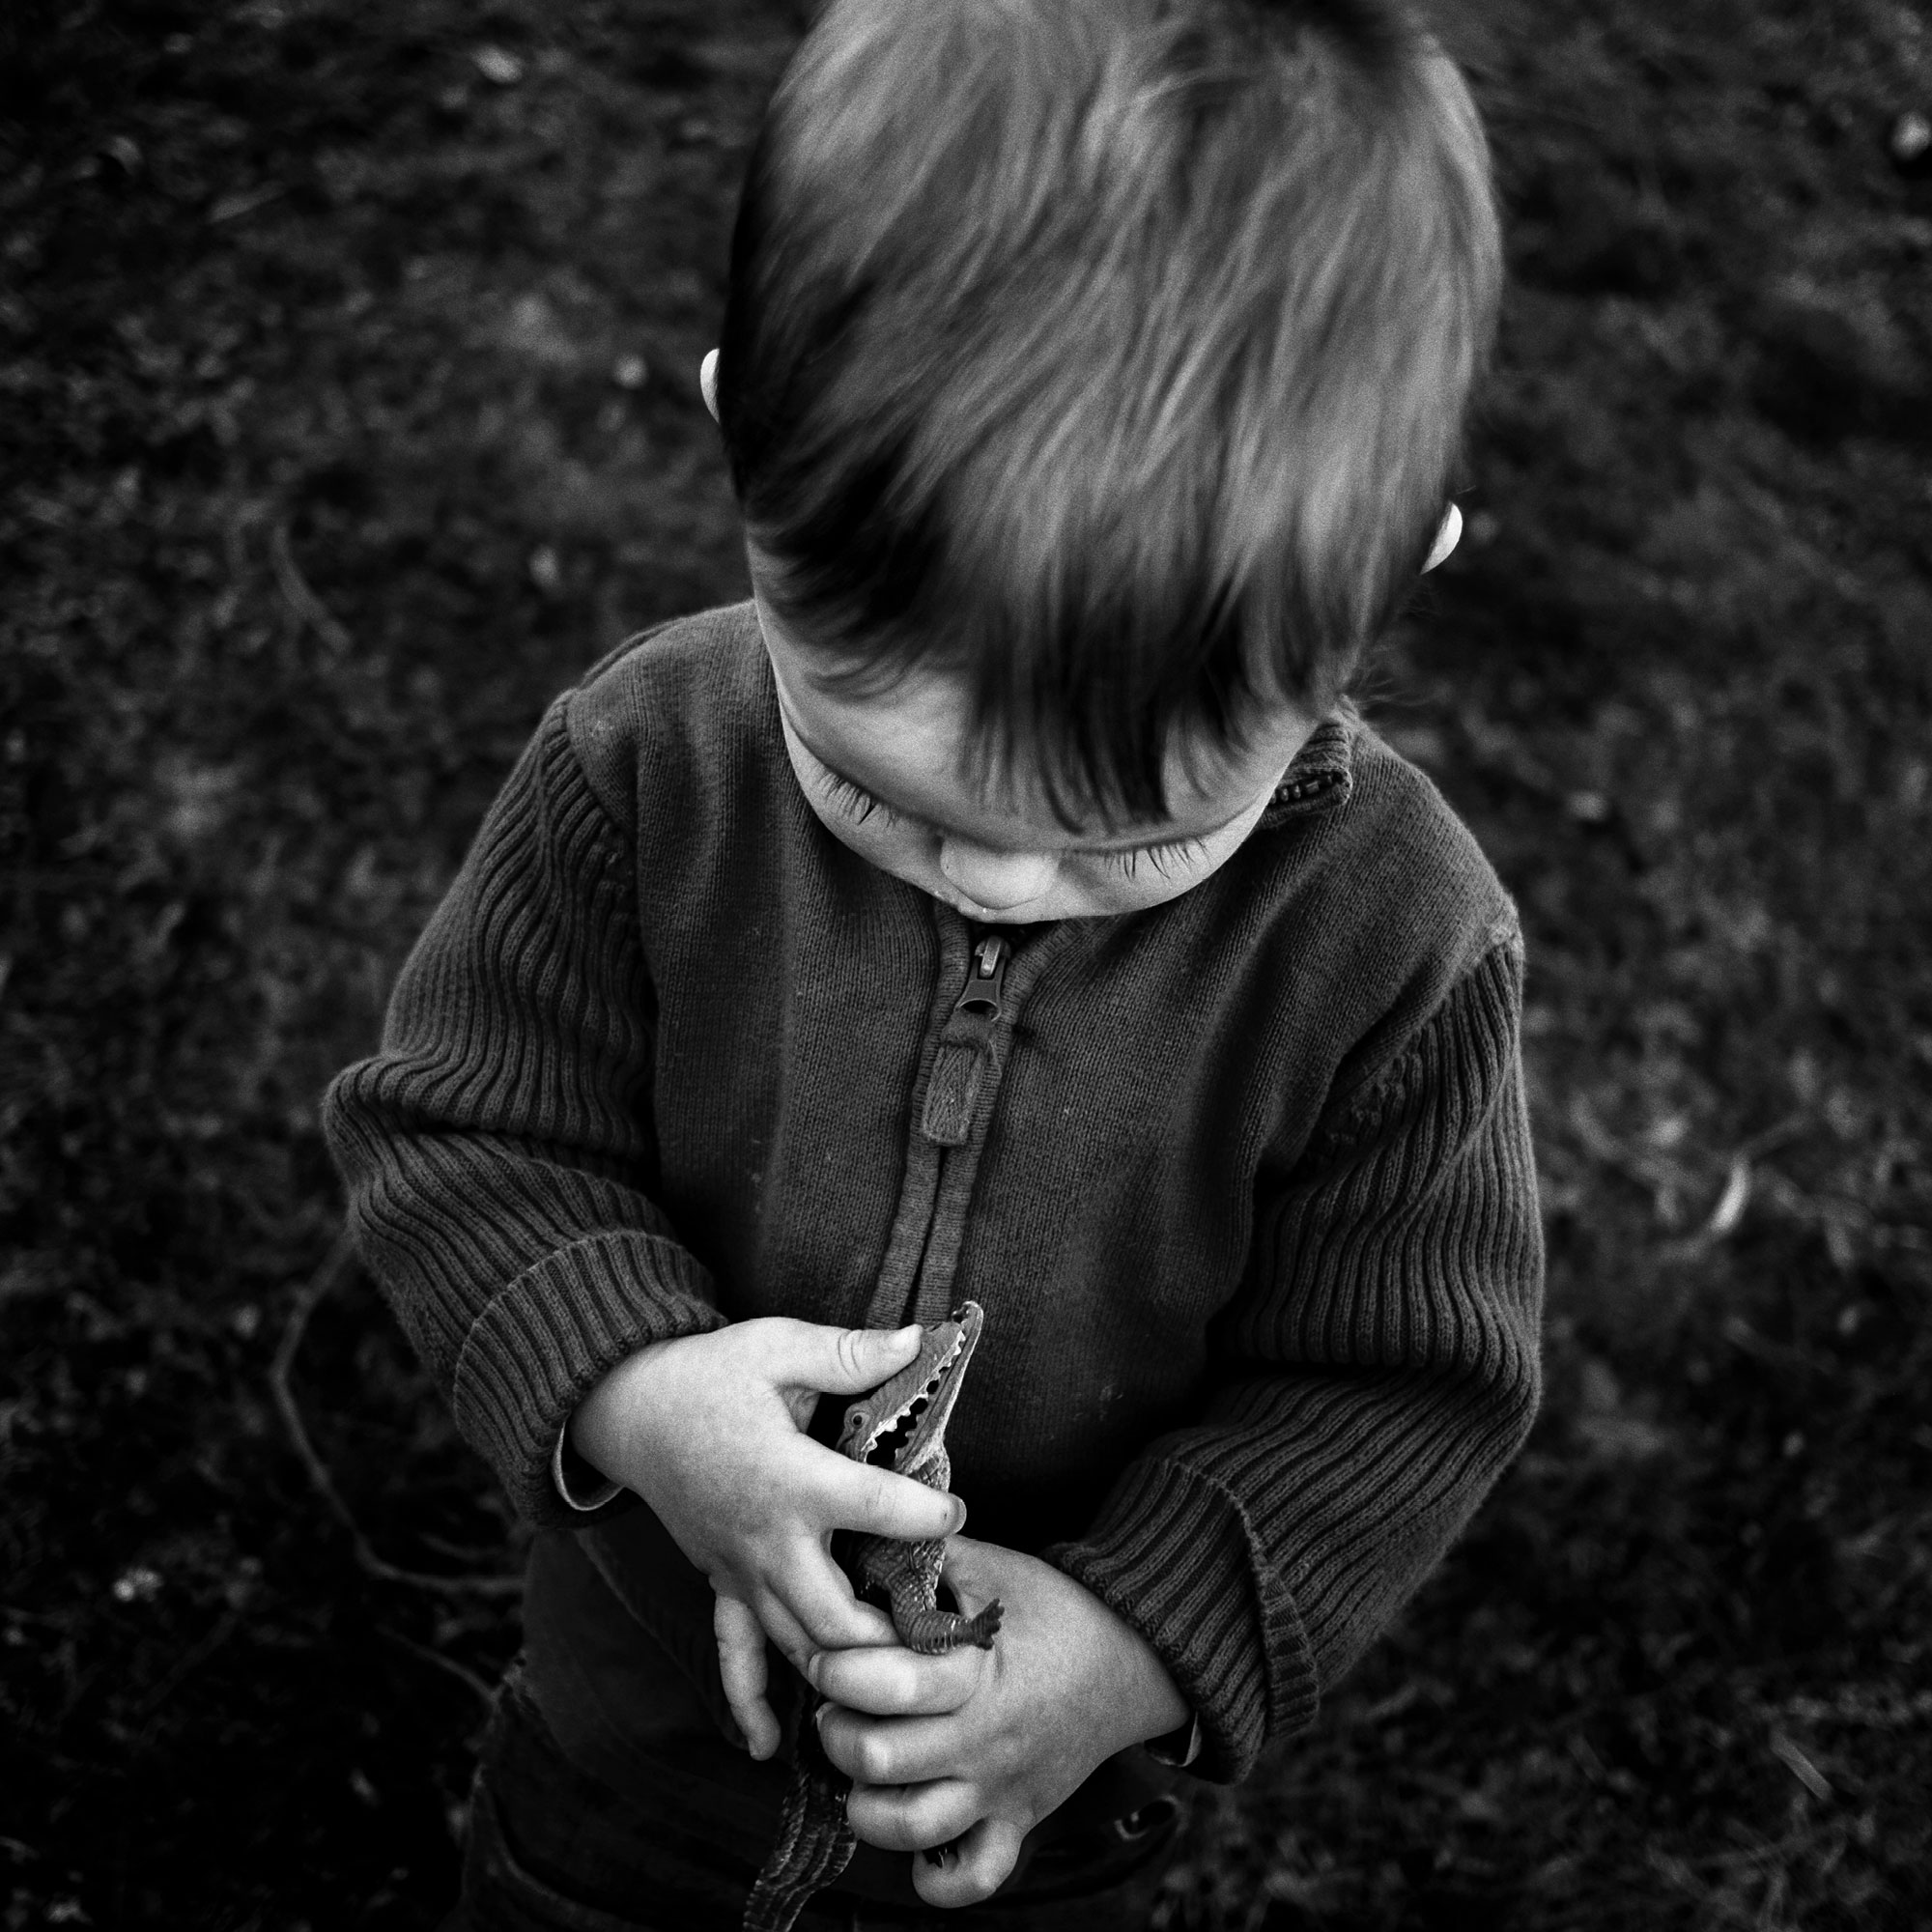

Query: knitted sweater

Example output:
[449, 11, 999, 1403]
[324, 603, 1543, 1785]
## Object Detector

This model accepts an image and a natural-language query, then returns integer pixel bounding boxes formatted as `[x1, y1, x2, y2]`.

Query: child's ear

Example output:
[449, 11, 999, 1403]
[1421, 502, 1463, 573]
[700, 348, 721, 424]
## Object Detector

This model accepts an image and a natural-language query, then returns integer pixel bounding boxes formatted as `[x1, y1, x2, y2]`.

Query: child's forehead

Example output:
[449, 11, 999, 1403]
[854, 693, 1223, 828]
[775, 621, 1309, 847]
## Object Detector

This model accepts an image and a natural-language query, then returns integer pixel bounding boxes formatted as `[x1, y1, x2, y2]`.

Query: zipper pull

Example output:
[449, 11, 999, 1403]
[952, 933, 1008, 1020]
[924, 934, 1008, 1146]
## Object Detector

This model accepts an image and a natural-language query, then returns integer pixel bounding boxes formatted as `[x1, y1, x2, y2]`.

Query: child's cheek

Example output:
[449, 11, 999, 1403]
[1067, 851, 1216, 917]
[817, 806, 937, 890]
[867, 816, 936, 878]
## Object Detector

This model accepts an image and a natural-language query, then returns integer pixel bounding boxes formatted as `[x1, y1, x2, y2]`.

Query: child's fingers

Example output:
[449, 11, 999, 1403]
[714, 1596, 781, 1761]
[758, 1319, 924, 1397]
[758, 1544, 899, 1663]
[747, 1584, 818, 1676]
[806, 1451, 966, 1545]
[911, 1815, 1027, 1909]
[818, 1703, 974, 1788]
[844, 1775, 983, 1857]
[809, 1639, 983, 1718]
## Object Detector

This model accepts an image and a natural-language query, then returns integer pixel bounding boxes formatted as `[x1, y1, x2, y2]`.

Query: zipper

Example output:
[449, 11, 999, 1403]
[952, 931, 1009, 1021]
[918, 933, 1009, 1155]
[898, 930, 1009, 1321]
[874, 923, 1056, 1329]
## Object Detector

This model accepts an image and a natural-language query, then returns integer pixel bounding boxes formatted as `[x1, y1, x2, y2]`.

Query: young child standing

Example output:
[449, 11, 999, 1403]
[325, 0, 1542, 1924]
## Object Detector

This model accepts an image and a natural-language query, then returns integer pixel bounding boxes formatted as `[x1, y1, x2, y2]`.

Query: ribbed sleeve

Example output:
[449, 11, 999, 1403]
[1047, 935, 1543, 1782]
[323, 700, 724, 1528]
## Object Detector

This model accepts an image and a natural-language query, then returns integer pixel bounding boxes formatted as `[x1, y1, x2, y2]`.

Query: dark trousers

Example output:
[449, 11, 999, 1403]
[445, 1670, 1185, 1932]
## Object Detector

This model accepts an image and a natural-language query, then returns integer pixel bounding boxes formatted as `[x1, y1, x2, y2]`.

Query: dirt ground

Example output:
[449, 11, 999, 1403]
[2, 0, 1929, 1926]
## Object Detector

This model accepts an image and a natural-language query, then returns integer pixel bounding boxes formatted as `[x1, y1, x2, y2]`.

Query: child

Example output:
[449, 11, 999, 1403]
[325, 0, 1542, 1923]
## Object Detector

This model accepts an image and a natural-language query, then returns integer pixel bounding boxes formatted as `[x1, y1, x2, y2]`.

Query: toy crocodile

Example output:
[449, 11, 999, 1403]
[743, 1301, 1001, 1932]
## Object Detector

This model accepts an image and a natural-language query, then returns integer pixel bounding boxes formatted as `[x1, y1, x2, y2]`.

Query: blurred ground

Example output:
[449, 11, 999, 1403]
[2, 0, 1929, 1927]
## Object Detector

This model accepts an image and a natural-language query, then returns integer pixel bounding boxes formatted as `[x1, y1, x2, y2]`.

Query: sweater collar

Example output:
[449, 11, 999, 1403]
[1255, 706, 1355, 829]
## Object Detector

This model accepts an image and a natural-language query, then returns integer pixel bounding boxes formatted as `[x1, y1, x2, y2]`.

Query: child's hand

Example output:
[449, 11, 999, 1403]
[569, 1320, 968, 1758]
[810, 1536, 1189, 1908]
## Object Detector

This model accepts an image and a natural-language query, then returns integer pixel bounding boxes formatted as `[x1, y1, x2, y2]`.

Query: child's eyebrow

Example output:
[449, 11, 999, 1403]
[808, 742, 1251, 853]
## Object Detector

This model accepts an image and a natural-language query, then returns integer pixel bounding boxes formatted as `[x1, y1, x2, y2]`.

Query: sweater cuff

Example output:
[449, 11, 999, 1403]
[552, 1423, 623, 1513]
[450, 1229, 724, 1528]
[1145, 1713, 1203, 1769]
[1044, 1457, 1319, 1784]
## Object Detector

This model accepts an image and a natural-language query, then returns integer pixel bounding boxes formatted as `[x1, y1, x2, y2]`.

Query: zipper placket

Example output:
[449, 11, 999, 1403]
[884, 928, 1008, 1324]
[867, 916, 1090, 1334]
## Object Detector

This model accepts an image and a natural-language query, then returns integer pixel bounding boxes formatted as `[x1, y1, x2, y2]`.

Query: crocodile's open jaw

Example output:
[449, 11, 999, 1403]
[837, 1302, 983, 1481]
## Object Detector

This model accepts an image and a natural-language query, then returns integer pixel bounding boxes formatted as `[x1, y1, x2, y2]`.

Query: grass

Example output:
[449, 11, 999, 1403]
[2, 0, 1928, 1926]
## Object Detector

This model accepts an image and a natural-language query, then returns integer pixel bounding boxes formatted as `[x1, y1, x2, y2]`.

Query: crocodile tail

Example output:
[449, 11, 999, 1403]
[742, 1694, 856, 1932]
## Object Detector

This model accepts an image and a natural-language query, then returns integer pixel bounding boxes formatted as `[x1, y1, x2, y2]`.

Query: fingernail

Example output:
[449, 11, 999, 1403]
[805, 1651, 824, 1687]
[949, 1501, 967, 1534]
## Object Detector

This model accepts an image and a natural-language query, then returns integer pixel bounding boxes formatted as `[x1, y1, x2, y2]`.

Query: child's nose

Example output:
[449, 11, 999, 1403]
[937, 838, 1056, 911]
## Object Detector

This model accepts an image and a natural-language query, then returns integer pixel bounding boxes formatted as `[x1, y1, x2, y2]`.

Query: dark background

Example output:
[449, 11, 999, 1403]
[3, 0, 1929, 1926]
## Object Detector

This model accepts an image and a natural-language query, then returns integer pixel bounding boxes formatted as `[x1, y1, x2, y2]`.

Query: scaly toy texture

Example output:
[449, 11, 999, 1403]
[742, 1302, 1001, 1932]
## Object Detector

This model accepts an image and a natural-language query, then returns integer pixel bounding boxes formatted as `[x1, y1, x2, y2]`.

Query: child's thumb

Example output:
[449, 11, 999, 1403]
[808, 1321, 923, 1396]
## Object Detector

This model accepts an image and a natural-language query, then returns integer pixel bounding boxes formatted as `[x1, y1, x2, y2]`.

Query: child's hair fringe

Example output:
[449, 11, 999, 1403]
[720, 0, 1501, 822]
